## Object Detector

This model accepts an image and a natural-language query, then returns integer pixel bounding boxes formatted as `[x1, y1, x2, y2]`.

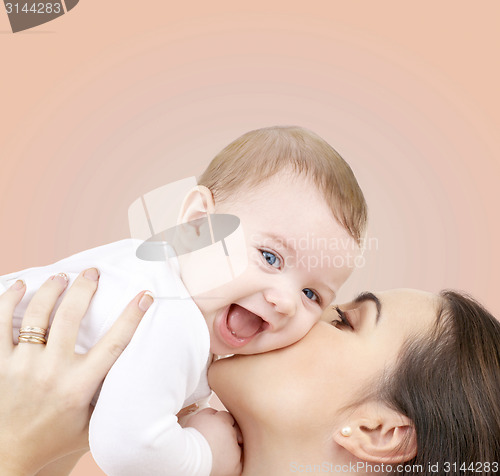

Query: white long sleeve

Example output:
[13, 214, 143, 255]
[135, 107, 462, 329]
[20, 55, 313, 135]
[3, 240, 148, 350]
[89, 289, 213, 476]
[2, 240, 213, 475]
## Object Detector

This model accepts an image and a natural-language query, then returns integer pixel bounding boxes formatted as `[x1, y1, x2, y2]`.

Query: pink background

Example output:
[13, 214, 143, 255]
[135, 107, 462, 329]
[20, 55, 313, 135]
[1, 2, 499, 474]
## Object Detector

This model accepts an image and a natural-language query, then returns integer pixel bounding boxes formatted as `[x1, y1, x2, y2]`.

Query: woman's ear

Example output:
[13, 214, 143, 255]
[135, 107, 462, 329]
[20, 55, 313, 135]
[178, 186, 216, 226]
[332, 402, 417, 464]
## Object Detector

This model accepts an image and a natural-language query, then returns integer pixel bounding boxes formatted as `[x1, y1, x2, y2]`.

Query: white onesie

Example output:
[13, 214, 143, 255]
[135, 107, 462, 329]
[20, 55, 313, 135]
[1, 239, 213, 476]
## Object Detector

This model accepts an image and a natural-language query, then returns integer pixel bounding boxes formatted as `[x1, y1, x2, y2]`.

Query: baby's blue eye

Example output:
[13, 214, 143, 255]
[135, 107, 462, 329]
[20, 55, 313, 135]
[303, 288, 320, 303]
[261, 250, 282, 269]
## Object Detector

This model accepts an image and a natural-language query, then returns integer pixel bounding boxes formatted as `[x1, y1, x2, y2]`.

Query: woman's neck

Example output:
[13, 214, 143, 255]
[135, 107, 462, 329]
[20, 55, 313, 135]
[240, 424, 331, 476]
[239, 423, 385, 476]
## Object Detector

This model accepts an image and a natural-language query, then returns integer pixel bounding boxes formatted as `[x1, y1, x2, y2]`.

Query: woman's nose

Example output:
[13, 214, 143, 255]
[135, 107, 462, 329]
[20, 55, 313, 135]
[263, 288, 297, 317]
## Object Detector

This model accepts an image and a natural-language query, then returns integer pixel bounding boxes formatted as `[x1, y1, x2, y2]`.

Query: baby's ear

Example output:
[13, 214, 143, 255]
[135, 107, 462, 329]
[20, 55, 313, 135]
[332, 402, 417, 464]
[178, 186, 215, 225]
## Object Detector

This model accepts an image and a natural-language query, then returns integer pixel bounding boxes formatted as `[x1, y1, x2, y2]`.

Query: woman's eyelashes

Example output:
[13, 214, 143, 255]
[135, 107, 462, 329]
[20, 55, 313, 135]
[260, 249, 283, 269]
[332, 306, 354, 330]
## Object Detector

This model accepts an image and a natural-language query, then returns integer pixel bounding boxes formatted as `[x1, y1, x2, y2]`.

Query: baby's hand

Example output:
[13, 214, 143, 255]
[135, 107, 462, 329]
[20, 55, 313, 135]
[185, 408, 242, 476]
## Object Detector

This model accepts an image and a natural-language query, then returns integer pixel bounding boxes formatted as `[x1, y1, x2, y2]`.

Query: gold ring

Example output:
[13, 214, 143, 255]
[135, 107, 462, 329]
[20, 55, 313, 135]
[18, 335, 47, 345]
[19, 326, 47, 337]
[19, 326, 48, 344]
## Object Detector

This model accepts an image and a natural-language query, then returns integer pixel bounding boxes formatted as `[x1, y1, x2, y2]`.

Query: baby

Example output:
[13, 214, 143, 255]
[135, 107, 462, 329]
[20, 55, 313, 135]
[2, 126, 367, 476]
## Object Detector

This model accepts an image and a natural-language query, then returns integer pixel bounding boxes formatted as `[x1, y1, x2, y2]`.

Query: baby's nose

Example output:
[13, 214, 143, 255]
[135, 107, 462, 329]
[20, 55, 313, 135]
[264, 288, 296, 317]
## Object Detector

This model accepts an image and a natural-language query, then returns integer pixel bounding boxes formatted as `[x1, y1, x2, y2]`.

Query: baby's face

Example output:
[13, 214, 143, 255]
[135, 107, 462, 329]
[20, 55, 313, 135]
[186, 172, 360, 356]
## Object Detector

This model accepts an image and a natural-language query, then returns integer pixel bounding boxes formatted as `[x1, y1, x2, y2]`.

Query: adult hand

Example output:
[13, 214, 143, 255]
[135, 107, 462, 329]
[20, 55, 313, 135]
[0, 269, 154, 476]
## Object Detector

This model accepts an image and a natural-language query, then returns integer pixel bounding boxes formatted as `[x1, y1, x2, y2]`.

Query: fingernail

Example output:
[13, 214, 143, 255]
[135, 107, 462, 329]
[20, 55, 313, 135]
[11, 279, 25, 291]
[139, 291, 154, 312]
[83, 267, 100, 281]
[51, 273, 69, 285]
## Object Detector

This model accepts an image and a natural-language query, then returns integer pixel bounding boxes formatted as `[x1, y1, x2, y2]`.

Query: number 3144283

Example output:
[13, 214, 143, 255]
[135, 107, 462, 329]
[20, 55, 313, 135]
[5, 3, 62, 14]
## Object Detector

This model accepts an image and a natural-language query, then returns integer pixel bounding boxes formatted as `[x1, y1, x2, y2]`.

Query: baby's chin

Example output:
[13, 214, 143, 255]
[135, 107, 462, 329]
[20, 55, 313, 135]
[209, 337, 258, 357]
[210, 340, 274, 357]
[210, 335, 273, 357]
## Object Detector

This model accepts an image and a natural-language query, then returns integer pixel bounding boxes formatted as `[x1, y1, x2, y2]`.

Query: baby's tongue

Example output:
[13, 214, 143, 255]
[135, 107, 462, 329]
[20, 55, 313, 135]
[227, 305, 263, 338]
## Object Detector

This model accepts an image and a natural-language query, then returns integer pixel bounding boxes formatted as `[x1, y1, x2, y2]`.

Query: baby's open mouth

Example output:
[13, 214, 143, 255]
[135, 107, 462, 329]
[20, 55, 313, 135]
[219, 304, 269, 348]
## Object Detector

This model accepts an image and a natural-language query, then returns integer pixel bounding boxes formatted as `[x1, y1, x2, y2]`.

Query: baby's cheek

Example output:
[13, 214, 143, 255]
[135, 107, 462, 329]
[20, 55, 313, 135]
[287, 318, 318, 346]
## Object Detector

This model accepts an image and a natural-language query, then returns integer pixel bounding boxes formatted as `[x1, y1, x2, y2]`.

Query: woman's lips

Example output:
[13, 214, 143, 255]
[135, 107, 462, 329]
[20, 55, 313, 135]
[218, 304, 268, 348]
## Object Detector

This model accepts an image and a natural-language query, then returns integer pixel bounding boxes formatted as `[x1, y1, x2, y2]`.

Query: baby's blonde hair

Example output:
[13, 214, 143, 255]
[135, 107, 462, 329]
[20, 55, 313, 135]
[198, 126, 368, 245]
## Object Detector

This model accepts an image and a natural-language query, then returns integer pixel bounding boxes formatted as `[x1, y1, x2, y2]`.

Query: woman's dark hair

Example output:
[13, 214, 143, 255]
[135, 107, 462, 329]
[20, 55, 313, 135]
[384, 290, 500, 475]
